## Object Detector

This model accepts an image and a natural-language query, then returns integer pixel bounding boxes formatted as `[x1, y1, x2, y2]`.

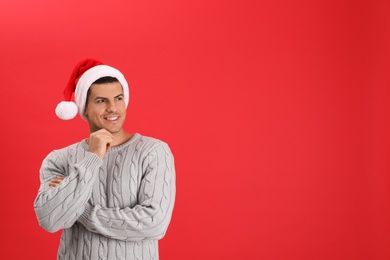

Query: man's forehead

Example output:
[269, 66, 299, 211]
[89, 82, 124, 96]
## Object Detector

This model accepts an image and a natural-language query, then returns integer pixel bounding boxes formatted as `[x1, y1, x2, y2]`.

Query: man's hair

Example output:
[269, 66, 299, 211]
[85, 76, 120, 108]
[92, 76, 119, 85]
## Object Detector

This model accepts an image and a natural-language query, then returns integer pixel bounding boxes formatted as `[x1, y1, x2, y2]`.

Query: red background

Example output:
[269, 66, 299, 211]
[0, 0, 389, 259]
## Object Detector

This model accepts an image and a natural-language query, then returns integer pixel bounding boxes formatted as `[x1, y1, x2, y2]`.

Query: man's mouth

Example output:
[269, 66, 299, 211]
[104, 116, 119, 121]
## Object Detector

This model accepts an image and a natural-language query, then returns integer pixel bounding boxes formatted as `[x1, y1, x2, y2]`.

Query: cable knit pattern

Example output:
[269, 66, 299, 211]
[34, 133, 176, 260]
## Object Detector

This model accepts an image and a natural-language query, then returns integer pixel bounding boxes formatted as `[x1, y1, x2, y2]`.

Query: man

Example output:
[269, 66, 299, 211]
[34, 59, 176, 260]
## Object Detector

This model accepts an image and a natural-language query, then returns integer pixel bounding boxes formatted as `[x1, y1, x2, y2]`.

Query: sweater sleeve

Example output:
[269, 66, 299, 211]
[78, 142, 176, 241]
[34, 150, 103, 233]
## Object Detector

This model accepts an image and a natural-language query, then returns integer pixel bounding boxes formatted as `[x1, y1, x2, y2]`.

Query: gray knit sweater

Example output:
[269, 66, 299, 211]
[34, 133, 176, 260]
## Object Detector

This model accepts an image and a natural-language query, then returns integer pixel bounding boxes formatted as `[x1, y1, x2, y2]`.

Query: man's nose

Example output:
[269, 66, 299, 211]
[106, 101, 117, 112]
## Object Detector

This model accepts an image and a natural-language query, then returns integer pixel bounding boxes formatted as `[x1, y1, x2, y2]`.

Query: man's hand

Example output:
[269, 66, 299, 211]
[49, 176, 64, 188]
[88, 129, 114, 159]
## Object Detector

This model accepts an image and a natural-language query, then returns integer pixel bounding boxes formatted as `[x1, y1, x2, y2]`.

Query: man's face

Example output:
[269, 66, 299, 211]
[84, 82, 126, 134]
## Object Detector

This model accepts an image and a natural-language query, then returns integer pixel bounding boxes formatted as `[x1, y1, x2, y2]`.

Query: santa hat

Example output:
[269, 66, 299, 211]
[55, 58, 129, 120]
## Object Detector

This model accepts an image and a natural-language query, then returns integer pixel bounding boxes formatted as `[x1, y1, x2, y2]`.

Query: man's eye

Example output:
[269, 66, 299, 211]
[97, 99, 105, 103]
[116, 97, 123, 101]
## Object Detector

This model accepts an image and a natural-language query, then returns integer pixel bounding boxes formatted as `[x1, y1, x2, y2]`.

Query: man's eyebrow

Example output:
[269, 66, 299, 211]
[94, 96, 108, 100]
[94, 93, 123, 100]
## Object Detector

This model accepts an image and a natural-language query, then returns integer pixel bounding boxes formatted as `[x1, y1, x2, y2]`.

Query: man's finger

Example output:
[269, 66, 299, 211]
[49, 176, 65, 187]
[51, 178, 64, 183]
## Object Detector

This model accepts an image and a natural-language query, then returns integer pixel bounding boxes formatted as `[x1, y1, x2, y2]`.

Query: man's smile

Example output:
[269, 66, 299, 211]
[104, 115, 120, 121]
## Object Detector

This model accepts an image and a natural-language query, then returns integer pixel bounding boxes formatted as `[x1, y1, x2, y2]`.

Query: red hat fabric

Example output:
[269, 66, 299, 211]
[55, 58, 129, 120]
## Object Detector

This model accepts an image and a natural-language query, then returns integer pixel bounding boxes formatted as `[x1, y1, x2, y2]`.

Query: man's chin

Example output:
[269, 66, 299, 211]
[90, 124, 122, 134]
[104, 127, 121, 135]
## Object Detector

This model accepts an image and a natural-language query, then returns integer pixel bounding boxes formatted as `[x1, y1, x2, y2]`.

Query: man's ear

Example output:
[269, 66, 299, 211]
[83, 107, 88, 118]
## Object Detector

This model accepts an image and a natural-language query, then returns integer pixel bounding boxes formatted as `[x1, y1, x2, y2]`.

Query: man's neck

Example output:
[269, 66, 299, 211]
[110, 130, 133, 147]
